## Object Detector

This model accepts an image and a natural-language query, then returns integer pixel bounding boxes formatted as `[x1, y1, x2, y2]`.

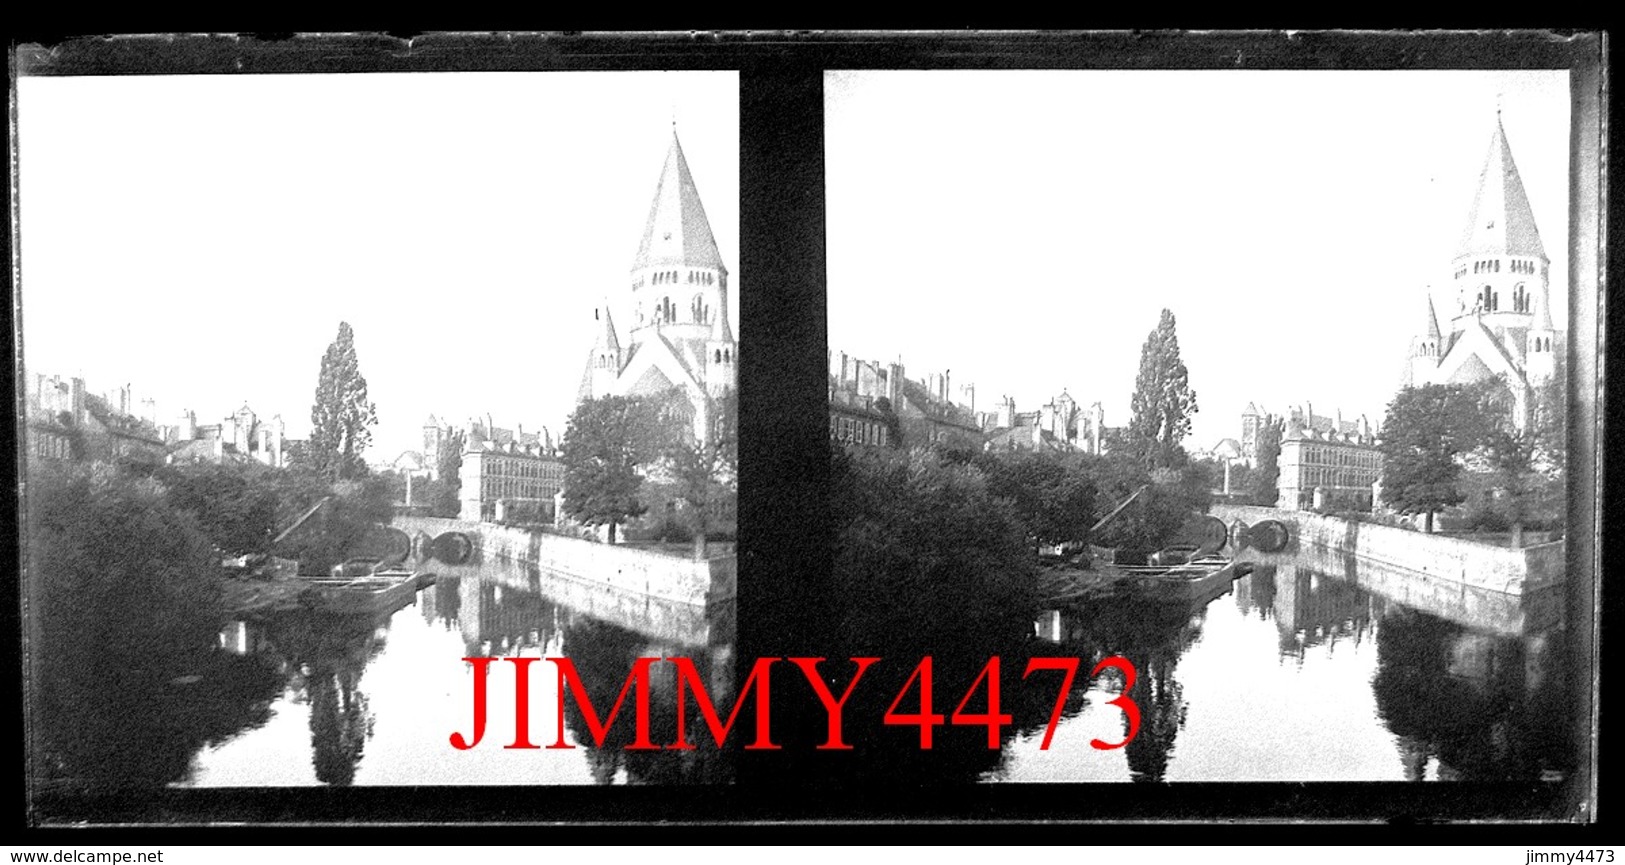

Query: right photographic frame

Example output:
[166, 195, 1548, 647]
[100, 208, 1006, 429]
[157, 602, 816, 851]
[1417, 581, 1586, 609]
[810, 35, 1602, 813]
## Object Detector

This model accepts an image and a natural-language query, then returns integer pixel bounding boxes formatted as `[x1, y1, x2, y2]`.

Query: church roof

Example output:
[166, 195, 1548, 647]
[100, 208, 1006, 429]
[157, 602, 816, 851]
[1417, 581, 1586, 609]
[575, 348, 598, 403]
[1423, 294, 1442, 340]
[711, 305, 734, 343]
[595, 305, 621, 353]
[1446, 352, 1496, 385]
[1456, 115, 1547, 262]
[632, 131, 726, 274]
[1533, 284, 1555, 330]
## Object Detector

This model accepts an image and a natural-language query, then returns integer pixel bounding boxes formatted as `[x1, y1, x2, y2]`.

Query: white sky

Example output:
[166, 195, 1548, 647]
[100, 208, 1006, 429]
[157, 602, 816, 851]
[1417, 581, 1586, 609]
[17, 71, 739, 461]
[826, 70, 1573, 450]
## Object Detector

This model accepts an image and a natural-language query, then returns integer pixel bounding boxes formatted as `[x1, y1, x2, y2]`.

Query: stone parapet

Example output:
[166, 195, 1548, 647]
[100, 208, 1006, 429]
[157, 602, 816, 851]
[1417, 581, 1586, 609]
[1211, 503, 1563, 595]
[392, 516, 730, 607]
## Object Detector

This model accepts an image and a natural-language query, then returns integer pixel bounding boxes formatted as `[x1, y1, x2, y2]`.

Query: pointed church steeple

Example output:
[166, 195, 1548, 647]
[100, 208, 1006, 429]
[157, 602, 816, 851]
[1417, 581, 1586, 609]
[633, 131, 726, 274]
[1423, 293, 1441, 341]
[582, 302, 624, 401]
[595, 303, 621, 353]
[1532, 281, 1554, 331]
[1456, 115, 1547, 262]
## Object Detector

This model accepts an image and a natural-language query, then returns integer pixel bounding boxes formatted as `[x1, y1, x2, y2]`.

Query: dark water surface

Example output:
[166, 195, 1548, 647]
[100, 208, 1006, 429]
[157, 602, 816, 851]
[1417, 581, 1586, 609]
[173, 553, 733, 787]
[988, 544, 1571, 783]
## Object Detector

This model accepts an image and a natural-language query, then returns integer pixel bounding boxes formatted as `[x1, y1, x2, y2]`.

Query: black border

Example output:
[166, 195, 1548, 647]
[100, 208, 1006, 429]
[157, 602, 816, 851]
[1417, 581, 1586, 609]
[7, 30, 1612, 839]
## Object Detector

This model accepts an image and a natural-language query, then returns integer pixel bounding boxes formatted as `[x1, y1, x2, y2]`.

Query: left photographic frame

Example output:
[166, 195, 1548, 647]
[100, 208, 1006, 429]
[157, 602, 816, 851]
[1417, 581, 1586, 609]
[15, 57, 741, 809]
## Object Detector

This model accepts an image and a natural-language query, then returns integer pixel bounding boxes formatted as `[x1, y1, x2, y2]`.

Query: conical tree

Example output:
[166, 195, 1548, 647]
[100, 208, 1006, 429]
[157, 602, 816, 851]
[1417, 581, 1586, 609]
[308, 322, 378, 481]
[1128, 308, 1199, 471]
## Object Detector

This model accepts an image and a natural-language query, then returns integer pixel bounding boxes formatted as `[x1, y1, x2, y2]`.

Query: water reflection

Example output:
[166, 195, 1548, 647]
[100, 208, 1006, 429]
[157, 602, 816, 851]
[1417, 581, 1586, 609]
[33, 650, 282, 790]
[992, 545, 1569, 783]
[180, 551, 733, 786]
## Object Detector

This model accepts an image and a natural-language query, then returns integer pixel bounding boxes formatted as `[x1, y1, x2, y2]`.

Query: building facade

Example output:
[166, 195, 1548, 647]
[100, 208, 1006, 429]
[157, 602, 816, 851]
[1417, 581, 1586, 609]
[24, 373, 169, 467]
[579, 129, 736, 444]
[1276, 406, 1383, 512]
[567, 130, 737, 541]
[166, 404, 287, 467]
[448, 417, 562, 523]
[982, 391, 1104, 455]
[460, 443, 566, 524]
[1402, 113, 1561, 430]
[827, 351, 982, 450]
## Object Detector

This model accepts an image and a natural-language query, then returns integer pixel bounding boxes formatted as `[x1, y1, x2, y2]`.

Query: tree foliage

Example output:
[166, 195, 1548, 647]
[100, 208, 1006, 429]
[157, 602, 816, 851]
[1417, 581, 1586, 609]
[154, 461, 281, 557]
[830, 446, 1036, 656]
[27, 462, 231, 783]
[1463, 370, 1567, 537]
[975, 450, 1097, 554]
[560, 395, 663, 543]
[308, 321, 378, 482]
[658, 389, 738, 557]
[1128, 309, 1199, 471]
[1378, 384, 1485, 530]
[1076, 451, 1208, 557]
[873, 396, 904, 449]
[432, 427, 467, 518]
[1249, 417, 1284, 507]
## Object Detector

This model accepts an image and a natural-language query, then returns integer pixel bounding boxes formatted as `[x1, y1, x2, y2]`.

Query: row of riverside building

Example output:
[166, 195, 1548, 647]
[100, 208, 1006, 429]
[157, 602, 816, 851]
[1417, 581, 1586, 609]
[23, 372, 290, 471]
[829, 112, 1564, 517]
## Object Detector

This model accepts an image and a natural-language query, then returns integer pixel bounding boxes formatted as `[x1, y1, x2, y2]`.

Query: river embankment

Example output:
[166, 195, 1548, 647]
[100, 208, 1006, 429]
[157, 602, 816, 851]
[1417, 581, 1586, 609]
[1211, 503, 1562, 595]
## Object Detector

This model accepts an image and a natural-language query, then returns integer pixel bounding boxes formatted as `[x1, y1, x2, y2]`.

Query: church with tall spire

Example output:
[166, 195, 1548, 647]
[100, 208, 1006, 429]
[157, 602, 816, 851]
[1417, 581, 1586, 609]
[1403, 111, 1561, 430]
[579, 128, 736, 441]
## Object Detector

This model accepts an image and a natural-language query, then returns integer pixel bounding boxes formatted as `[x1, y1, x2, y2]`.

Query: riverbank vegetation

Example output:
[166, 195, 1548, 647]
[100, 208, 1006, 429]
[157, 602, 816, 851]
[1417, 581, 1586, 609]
[1379, 374, 1565, 540]
[25, 454, 395, 787]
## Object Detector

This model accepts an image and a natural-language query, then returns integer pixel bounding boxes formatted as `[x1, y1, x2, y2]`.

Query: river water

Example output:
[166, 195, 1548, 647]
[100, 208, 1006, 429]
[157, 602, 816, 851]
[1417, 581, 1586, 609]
[45, 536, 1567, 790]
[987, 543, 1572, 783]
[173, 553, 734, 787]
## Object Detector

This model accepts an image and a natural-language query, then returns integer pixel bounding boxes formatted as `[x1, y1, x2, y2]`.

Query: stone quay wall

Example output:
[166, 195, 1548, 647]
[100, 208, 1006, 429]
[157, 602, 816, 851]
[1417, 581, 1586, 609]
[1211, 503, 1563, 595]
[393, 516, 734, 607]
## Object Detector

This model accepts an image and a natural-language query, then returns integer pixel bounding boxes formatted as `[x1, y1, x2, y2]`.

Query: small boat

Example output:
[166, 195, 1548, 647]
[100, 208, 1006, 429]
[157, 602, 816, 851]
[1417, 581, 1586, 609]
[1103, 555, 1253, 605]
[297, 566, 424, 617]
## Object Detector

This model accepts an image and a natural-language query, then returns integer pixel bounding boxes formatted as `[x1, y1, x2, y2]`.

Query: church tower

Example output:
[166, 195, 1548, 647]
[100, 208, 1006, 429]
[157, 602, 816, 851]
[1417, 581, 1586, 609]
[1399, 110, 1561, 433]
[1408, 292, 1443, 381]
[588, 303, 623, 398]
[580, 127, 735, 442]
[1524, 276, 1558, 386]
[1447, 112, 1550, 337]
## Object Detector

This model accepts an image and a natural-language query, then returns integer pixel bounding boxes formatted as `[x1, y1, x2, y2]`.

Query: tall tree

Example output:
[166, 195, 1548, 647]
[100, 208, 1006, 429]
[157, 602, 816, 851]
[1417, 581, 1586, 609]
[308, 322, 378, 482]
[1468, 371, 1567, 545]
[1127, 309, 1199, 471]
[1250, 417, 1284, 507]
[1378, 383, 1483, 533]
[560, 395, 661, 544]
[433, 427, 467, 518]
[661, 390, 738, 560]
